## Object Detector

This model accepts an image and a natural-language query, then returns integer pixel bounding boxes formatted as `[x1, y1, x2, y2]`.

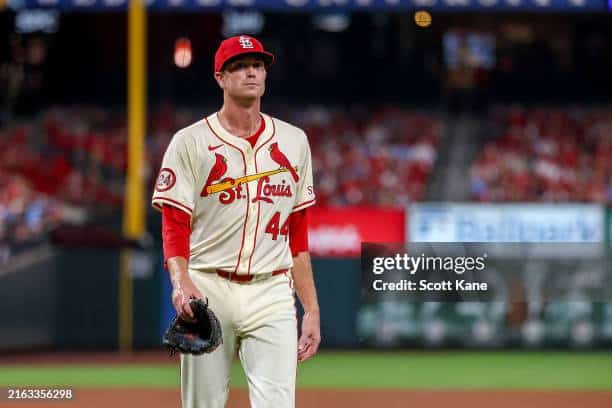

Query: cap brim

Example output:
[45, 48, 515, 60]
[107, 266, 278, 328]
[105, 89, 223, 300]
[220, 51, 275, 71]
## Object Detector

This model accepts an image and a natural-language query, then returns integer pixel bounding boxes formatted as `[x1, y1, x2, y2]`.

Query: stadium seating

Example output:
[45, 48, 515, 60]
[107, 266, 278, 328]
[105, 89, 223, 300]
[0, 105, 440, 263]
[11, 103, 612, 264]
[470, 106, 612, 203]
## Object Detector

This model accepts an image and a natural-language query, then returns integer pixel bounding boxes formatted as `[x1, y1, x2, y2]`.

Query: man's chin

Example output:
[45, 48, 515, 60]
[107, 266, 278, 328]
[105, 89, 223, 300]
[232, 91, 264, 104]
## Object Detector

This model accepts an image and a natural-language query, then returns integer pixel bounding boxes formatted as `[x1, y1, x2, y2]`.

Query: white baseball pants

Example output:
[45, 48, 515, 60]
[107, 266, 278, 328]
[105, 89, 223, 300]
[180, 270, 297, 408]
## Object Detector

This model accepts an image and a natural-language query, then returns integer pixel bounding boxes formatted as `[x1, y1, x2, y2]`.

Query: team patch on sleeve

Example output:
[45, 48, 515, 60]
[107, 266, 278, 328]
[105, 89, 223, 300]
[156, 168, 177, 192]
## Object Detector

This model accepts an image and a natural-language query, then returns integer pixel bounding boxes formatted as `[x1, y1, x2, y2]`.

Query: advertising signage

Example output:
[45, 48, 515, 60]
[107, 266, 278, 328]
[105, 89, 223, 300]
[309, 206, 405, 257]
[409, 203, 604, 243]
[13, 0, 607, 11]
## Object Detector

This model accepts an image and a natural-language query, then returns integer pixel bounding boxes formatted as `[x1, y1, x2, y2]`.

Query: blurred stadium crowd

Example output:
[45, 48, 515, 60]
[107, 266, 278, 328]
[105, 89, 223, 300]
[471, 106, 612, 203]
[2, 106, 439, 201]
[3, 102, 612, 263]
[0, 104, 440, 262]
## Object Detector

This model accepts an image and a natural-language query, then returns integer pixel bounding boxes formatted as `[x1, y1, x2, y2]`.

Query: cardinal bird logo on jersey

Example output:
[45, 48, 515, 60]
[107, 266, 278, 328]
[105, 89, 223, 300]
[201, 153, 228, 197]
[200, 143, 297, 205]
[269, 143, 299, 182]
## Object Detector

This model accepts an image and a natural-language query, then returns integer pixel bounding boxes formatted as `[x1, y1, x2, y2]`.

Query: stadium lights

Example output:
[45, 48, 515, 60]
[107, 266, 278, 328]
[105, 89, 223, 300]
[222, 10, 265, 37]
[15, 9, 59, 33]
[312, 13, 351, 32]
[174, 37, 192, 69]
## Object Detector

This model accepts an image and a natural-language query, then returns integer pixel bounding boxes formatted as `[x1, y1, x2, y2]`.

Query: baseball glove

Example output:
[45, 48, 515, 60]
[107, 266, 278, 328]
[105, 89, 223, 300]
[163, 298, 223, 356]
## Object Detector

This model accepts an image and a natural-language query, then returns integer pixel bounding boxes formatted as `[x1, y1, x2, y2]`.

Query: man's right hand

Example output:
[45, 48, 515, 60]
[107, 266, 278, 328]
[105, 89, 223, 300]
[167, 257, 203, 321]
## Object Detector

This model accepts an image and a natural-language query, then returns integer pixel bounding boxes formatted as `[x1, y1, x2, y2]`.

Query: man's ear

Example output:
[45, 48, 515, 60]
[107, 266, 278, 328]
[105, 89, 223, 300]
[214, 72, 224, 89]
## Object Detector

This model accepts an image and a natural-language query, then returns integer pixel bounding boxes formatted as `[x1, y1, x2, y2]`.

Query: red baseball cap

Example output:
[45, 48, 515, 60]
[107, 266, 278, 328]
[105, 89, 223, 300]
[214, 35, 275, 72]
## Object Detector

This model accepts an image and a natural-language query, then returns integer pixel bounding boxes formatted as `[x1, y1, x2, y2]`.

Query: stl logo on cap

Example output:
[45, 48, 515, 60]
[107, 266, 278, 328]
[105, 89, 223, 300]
[214, 35, 275, 72]
[239, 36, 254, 49]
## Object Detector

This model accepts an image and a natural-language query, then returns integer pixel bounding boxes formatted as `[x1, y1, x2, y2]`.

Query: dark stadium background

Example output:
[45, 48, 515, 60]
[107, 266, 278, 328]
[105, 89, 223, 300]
[2, 12, 611, 107]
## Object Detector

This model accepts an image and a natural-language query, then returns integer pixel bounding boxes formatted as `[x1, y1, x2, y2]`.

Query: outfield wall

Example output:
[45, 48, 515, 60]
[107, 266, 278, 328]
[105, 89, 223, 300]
[0, 245, 161, 351]
[313, 204, 612, 349]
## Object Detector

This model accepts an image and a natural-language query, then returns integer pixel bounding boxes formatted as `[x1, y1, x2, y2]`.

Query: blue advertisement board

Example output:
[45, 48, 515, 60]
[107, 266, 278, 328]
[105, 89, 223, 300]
[409, 203, 605, 243]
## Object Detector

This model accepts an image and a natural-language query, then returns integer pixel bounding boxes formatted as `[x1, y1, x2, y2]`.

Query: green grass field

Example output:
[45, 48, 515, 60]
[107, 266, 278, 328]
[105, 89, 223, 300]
[2, 352, 612, 390]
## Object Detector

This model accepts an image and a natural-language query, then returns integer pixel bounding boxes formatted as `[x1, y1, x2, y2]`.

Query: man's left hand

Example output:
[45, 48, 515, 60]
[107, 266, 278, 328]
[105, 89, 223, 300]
[297, 310, 321, 362]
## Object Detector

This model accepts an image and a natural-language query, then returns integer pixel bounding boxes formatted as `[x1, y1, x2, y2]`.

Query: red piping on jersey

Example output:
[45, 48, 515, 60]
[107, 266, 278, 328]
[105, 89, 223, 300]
[152, 196, 193, 215]
[254, 116, 275, 153]
[292, 198, 316, 212]
[245, 114, 266, 148]
[247, 118, 276, 275]
[206, 116, 250, 275]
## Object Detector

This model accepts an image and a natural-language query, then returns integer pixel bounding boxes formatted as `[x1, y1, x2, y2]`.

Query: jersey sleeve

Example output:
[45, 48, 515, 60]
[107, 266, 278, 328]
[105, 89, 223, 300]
[152, 132, 197, 216]
[288, 208, 309, 256]
[292, 132, 316, 213]
[162, 205, 191, 264]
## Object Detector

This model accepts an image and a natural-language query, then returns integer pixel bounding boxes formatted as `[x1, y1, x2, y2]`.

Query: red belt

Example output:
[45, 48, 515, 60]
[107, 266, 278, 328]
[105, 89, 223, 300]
[216, 269, 288, 282]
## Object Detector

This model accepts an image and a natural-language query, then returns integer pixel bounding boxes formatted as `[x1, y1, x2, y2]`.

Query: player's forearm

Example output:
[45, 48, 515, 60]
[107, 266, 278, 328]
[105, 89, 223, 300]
[166, 255, 202, 317]
[167, 256, 190, 287]
[292, 251, 319, 314]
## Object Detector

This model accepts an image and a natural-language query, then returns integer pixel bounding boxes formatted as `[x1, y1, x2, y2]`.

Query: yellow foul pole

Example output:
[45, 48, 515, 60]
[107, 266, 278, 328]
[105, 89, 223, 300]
[121, 0, 147, 352]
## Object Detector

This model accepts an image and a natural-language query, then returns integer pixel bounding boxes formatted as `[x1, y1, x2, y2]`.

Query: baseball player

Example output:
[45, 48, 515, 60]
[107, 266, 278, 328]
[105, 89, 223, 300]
[152, 35, 320, 408]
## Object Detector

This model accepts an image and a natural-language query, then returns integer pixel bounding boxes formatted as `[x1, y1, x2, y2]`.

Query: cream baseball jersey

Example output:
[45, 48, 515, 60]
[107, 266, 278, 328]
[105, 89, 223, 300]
[152, 113, 315, 276]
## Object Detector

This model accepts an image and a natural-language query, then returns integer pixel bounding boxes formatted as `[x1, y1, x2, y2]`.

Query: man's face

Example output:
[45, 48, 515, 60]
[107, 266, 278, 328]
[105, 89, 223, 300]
[215, 56, 267, 102]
